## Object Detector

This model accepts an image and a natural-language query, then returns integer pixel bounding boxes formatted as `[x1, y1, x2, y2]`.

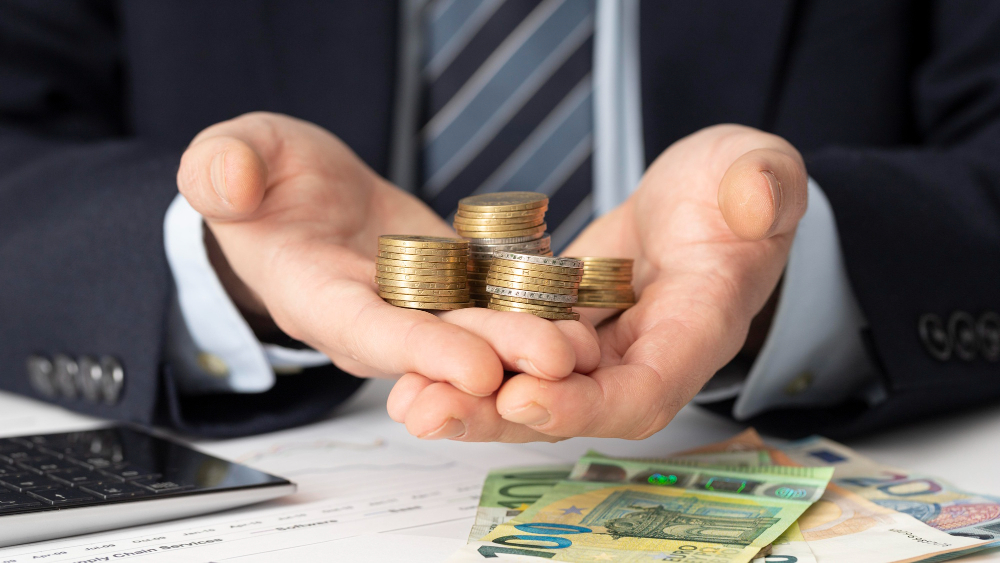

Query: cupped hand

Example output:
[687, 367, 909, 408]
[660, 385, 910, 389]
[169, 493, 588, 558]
[389, 124, 807, 441]
[176, 112, 599, 426]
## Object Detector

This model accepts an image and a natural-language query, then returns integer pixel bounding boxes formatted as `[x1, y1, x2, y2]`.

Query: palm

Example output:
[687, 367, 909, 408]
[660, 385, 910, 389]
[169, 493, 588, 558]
[566, 128, 790, 372]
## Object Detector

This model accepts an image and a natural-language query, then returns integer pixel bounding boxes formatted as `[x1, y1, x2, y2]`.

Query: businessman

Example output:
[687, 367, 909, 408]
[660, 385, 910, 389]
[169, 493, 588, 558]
[1, 0, 997, 440]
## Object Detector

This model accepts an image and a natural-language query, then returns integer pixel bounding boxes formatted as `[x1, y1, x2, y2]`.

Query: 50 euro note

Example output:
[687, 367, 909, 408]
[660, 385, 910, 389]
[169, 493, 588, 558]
[449, 459, 834, 562]
[783, 436, 1000, 544]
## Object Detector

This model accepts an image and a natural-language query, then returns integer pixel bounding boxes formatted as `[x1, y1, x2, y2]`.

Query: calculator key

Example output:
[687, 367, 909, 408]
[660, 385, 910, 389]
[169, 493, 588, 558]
[0, 464, 22, 477]
[0, 492, 43, 511]
[0, 474, 63, 492]
[48, 467, 102, 487]
[27, 487, 96, 505]
[69, 456, 114, 469]
[98, 464, 161, 481]
[79, 481, 150, 500]
[17, 457, 80, 474]
[132, 478, 194, 494]
[0, 450, 41, 465]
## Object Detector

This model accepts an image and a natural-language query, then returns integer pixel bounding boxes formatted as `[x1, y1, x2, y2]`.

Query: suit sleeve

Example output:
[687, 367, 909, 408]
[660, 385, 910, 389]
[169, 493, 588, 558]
[0, 0, 363, 437]
[799, 1, 1000, 432]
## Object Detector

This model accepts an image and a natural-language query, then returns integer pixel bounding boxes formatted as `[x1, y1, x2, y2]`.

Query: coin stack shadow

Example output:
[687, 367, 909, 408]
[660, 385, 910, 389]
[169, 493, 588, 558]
[375, 235, 474, 310]
[572, 257, 636, 309]
[485, 252, 583, 321]
[453, 192, 553, 308]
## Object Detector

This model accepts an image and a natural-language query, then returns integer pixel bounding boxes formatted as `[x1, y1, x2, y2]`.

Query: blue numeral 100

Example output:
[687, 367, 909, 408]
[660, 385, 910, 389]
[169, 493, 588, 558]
[478, 523, 592, 559]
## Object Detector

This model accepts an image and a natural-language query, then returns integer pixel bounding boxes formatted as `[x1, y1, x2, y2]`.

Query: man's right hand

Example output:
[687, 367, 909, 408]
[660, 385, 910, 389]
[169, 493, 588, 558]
[176, 113, 599, 439]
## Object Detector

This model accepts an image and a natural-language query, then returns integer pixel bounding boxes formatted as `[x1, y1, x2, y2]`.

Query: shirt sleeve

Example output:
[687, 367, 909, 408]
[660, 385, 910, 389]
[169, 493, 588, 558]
[730, 178, 885, 420]
[162, 194, 331, 394]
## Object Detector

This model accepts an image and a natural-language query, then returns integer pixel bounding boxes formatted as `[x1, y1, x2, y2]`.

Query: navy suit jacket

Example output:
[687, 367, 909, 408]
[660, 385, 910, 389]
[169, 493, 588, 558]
[1, 1, 998, 438]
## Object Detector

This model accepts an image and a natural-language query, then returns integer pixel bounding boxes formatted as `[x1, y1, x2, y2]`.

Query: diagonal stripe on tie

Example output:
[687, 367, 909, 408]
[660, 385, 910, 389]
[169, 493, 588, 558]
[421, 0, 596, 242]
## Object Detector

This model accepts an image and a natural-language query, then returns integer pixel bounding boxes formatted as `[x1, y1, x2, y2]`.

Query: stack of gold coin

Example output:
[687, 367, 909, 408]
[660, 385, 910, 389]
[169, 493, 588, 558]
[485, 252, 583, 321]
[454, 192, 552, 307]
[375, 235, 473, 310]
[571, 257, 636, 309]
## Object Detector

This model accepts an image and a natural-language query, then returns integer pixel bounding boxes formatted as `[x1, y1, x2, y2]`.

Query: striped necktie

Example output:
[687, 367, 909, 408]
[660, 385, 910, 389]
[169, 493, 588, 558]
[419, 0, 596, 251]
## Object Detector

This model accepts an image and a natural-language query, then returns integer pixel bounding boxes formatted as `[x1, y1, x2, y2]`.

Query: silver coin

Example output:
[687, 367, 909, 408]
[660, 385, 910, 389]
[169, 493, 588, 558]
[490, 252, 583, 269]
[486, 285, 578, 303]
[462, 232, 546, 245]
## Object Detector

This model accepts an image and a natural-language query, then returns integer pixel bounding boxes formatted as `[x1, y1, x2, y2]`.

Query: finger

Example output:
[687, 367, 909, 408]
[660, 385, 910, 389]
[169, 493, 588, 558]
[387, 373, 433, 422]
[402, 380, 561, 443]
[285, 279, 505, 397]
[717, 147, 808, 240]
[178, 112, 340, 222]
[177, 134, 268, 220]
[496, 317, 726, 439]
[436, 308, 600, 379]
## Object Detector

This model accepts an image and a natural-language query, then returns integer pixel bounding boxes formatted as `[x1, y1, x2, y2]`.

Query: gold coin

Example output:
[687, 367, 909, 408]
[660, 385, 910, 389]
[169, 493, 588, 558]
[378, 251, 468, 263]
[581, 276, 633, 283]
[490, 265, 582, 282]
[574, 301, 635, 309]
[455, 223, 547, 238]
[377, 291, 470, 303]
[575, 256, 635, 264]
[488, 303, 580, 320]
[383, 299, 474, 310]
[376, 272, 467, 283]
[378, 235, 468, 249]
[453, 216, 544, 228]
[376, 277, 467, 289]
[455, 207, 549, 220]
[457, 192, 548, 212]
[489, 297, 573, 313]
[484, 278, 578, 295]
[452, 214, 545, 226]
[376, 257, 466, 269]
[578, 283, 633, 290]
[582, 266, 633, 274]
[490, 258, 581, 275]
[489, 294, 563, 306]
[577, 291, 635, 303]
[486, 272, 580, 289]
[376, 286, 470, 297]
[377, 245, 469, 256]
[377, 264, 469, 276]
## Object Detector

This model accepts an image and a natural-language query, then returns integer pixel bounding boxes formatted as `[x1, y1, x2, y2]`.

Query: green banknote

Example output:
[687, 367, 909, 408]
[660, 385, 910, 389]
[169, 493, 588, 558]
[451, 461, 833, 562]
[468, 465, 573, 542]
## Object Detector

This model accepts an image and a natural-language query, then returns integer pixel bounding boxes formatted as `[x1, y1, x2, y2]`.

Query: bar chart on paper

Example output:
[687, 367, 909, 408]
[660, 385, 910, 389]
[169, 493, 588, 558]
[0, 419, 558, 563]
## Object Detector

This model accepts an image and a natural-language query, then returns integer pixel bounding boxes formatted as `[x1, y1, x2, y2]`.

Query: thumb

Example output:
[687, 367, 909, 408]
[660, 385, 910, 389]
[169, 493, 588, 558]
[177, 130, 268, 222]
[717, 147, 808, 240]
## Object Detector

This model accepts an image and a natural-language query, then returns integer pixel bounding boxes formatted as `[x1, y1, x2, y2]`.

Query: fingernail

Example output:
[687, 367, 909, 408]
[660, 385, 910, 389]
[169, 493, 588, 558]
[762, 170, 781, 214]
[502, 402, 551, 426]
[516, 358, 538, 375]
[418, 418, 467, 440]
[210, 151, 230, 204]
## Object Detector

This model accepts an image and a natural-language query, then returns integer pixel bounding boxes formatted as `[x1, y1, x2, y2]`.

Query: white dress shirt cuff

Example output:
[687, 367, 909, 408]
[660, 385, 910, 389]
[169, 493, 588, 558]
[163, 194, 330, 394]
[730, 178, 881, 419]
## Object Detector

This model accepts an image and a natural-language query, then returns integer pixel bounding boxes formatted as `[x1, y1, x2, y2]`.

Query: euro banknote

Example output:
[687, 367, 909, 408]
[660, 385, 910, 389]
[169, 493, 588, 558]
[467, 465, 573, 542]
[783, 436, 1000, 543]
[450, 460, 833, 563]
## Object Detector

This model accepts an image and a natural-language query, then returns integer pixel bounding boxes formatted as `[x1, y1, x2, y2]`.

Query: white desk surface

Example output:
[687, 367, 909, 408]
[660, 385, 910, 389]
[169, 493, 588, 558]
[1, 379, 997, 561]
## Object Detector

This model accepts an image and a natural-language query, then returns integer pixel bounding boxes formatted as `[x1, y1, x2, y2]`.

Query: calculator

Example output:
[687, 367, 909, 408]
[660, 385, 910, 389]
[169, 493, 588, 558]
[0, 426, 295, 547]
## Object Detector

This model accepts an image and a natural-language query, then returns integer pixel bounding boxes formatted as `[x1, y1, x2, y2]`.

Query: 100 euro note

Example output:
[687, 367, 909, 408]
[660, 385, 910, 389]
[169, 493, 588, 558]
[449, 460, 834, 562]
[783, 436, 1000, 544]
[467, 465, 573, 542]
